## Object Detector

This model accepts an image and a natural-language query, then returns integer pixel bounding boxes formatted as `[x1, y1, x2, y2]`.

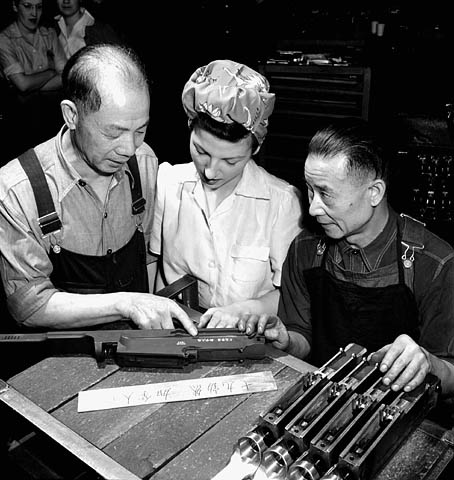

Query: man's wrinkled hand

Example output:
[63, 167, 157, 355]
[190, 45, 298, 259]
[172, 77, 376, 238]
[118, 293, 198, 335]
[237, 313, 289, 351]
[369, 334, 431, 392]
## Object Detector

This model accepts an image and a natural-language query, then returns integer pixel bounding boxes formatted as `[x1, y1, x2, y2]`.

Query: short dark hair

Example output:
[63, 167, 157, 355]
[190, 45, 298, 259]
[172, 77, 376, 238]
[62, 44, 149, 115]
[189, 112, 258, 152]
[308, 118, 390, 185]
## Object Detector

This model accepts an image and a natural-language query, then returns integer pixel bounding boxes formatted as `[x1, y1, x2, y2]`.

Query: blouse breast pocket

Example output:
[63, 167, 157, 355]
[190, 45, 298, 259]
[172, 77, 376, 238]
[231, 245, 270, 283]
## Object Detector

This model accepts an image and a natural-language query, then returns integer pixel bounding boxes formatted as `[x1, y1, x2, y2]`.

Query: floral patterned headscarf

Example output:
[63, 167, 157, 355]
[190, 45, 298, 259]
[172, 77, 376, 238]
[182, 59, 276, 145]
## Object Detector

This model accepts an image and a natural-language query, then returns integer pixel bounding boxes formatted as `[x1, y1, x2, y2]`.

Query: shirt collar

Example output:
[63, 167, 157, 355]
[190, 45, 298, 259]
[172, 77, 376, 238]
[55, 8, 95, 28]
[338, 208, 398, 266]
[81, 8, 95, 25]
[7, 21, 45, 39]
[234, 160, 271, 199]
[55, 125, 128, 202]
[186, 160, 271, 200]
[7, 22, 22, 39]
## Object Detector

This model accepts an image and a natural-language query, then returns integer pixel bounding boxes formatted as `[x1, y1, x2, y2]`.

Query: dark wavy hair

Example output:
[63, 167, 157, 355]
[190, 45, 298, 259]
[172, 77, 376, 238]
[62, 43, 149, 115]
[308, 118, 391, 185]
[188, 112, 258, 152]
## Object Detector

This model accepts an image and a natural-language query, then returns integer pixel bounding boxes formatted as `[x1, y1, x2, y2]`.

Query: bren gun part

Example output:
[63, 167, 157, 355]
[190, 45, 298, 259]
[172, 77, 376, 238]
[260, 344, 368, 439]
[0, 328, 266, 368]
[251, 358, 383, 479]
[319, 373, 440, 480]
[212, 345, 441, 480]
[212, 344, 367, 480]
[287, 374, 400, 480]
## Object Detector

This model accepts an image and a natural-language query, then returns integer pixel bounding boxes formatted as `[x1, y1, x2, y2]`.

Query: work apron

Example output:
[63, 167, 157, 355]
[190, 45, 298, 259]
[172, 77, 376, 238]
[304, 220, 420, 367]
[18, 149, 149, 317]
[49, 227, 148, 295]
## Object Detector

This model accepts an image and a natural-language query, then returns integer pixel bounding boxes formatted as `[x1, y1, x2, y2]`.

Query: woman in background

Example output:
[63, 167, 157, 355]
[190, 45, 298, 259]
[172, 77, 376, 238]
[54, 0, 124, 60]
[0, 0, 66, 156]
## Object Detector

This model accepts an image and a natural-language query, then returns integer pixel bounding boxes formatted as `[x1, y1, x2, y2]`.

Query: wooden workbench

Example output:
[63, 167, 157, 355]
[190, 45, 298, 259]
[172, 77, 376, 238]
[2, 345, 454, 480]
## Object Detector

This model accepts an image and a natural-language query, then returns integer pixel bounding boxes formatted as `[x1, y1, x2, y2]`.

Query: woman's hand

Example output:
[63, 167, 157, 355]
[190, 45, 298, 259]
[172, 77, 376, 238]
[198, 304, 247, 328]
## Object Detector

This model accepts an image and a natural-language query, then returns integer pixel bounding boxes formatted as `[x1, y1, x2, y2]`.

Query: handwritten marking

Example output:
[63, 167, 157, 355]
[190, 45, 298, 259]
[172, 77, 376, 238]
[190, 384, 203, 397]
[77, 371, 277, 412]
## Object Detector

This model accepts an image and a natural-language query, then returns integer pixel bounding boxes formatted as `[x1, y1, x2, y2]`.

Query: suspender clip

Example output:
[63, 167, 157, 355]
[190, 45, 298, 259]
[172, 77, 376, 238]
[316, 240, 326, 256]
[38, 211, 62, 237]
[401, 241, 424, 269]
[132, 197, 146, 215]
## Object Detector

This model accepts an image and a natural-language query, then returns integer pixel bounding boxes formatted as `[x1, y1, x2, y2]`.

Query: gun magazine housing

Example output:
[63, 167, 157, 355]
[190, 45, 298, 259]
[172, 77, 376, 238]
[219, 343, 441, 480]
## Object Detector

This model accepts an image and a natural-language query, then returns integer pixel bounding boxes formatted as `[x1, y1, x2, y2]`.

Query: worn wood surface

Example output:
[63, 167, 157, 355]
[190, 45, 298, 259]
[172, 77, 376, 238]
[7, 345, 453, 480]
[7, 345, 314, 479]
[151, 365, 306, 480]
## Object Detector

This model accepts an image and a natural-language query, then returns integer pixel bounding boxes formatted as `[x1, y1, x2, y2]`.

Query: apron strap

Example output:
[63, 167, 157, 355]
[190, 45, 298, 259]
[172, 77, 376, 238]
[18, 149, 62, 237]
[127, 155, 146, 215]
[399, 213, 426, 292]
[18, 151, 146, 237]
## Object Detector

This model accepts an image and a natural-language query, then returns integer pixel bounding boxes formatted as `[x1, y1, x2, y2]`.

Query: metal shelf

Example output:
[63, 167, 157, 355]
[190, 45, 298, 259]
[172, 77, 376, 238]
[258, 64, 372, 187]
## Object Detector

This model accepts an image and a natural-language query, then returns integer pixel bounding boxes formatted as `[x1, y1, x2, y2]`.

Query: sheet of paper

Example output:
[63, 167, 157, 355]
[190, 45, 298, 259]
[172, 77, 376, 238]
[77, 371, 277, 412]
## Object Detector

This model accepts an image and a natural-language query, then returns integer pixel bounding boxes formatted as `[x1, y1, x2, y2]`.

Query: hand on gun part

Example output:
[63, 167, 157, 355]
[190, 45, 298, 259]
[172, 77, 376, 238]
[117, 292, 198, 335]
[237, 313, 290, 351]
[369, 334, 431, 393]
[199, 303, 249, 328]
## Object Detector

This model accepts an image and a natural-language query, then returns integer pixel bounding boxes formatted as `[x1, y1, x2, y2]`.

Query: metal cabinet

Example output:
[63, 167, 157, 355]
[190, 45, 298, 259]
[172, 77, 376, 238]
[393, 145, 454, 245]
[257, 64, 372, 189]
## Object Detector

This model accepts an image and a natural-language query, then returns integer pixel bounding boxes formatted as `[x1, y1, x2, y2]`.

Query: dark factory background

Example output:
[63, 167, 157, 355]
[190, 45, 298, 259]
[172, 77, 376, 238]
[1, 0, 453, 244]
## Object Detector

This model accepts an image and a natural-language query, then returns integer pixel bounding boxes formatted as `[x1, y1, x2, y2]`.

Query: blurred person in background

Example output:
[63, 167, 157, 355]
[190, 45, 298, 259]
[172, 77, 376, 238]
[54, 0, 124, 60]
[0, 0, 66, 156]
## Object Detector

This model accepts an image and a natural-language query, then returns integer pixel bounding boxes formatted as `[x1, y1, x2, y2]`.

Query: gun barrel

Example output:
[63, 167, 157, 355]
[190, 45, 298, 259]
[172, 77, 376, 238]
[0, 331, 88, 343]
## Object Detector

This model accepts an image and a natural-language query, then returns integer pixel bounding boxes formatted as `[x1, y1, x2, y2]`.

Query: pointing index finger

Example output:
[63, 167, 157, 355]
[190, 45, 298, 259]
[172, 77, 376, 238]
[169, 303, 198, 336]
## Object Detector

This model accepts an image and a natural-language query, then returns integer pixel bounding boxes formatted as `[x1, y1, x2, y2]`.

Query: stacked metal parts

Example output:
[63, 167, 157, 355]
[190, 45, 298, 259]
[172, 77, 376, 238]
[212, 343, 440, 480]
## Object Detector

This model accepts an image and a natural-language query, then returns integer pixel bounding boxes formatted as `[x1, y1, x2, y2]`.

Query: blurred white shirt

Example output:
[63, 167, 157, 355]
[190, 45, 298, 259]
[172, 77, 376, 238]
[55, 8, 95, 59]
